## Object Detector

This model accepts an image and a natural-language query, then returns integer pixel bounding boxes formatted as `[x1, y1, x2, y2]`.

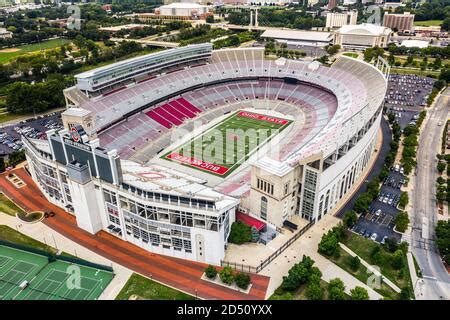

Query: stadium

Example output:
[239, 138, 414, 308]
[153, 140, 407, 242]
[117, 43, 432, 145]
[23, 43, 389, 265]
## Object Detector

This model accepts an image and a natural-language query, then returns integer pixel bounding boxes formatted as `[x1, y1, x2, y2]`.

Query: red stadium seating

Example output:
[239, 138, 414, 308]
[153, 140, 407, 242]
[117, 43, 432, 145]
[177, 98, 202, 113]
[145, 110, 173, 129]
[169, 100, 196, 118]
[154, 106, 183, 126]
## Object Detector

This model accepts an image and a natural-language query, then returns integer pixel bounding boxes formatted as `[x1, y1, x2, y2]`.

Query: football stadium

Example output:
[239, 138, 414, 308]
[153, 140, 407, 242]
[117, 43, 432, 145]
[23, 43, 389, 264]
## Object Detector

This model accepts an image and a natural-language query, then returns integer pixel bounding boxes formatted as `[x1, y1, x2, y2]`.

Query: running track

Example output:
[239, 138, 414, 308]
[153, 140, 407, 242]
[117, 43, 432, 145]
[0, 168, 269, 300]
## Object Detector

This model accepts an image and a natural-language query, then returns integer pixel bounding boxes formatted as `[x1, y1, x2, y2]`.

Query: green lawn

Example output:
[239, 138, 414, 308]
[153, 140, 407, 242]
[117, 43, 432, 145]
[0, 193, 26, 216]
[0, 38, 70, 63]
[162, 110, 292, 177]
[269, 279, 350, 300]
[413, 20, 443, 27]
[390, 67, 441, 77]
[342, 232, 413, 296]
[0, 225, 58, 254]
[115, 273, 195, 300]
[326, 246, 399, 300]
[343, 52, 358, 58]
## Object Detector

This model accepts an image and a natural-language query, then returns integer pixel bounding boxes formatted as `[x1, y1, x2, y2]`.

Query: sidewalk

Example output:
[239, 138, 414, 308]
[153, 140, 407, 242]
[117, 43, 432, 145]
[339, 243, 401, 293]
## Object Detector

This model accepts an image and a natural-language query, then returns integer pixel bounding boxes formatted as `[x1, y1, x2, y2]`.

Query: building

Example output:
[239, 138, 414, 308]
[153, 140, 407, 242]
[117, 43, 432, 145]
[382, 12, 414, 33]
[0, 27, 12, 39]
[413, 25, 444, 37]
[334, 23, 392, 49]
[155, 2, 211, 20]
[400, 39, 429, 48]
[98, 24, 147, 33]
[261, 29, 332, 48]
[327, 0, 338, 10]
[25, 44, 388, 265]
[326, 11, 357, 29]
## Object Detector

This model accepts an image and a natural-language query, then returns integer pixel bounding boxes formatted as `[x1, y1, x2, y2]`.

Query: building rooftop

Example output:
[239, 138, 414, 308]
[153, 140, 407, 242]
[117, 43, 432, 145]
[401, 39, 429, 48]
[261, 29, 332, 42]
[159, 2, 208, 9]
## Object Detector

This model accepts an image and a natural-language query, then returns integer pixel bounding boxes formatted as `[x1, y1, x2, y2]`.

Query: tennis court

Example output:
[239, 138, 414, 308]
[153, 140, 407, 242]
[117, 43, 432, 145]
[0, 245, 49, 300]
[0, 245, 114, 300]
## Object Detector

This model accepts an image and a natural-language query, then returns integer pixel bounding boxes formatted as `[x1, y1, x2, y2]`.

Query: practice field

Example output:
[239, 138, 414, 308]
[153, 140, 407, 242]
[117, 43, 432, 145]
[0, 38, 70, 63]
[162, 110, 292, 177]
[0, 245, 114, 300]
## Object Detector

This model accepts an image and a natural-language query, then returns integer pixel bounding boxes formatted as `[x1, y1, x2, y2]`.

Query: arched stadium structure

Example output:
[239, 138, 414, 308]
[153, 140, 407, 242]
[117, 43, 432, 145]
[23, 43, 389, 264]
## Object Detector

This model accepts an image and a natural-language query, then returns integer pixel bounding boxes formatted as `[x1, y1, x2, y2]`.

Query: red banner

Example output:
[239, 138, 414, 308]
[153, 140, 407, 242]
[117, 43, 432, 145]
[237, 111, 289, 125]
[166, 153, 229, 175]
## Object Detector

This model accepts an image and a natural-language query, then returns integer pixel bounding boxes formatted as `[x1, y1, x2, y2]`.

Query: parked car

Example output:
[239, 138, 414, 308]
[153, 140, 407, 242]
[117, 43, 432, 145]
[370, 233, 378, 241]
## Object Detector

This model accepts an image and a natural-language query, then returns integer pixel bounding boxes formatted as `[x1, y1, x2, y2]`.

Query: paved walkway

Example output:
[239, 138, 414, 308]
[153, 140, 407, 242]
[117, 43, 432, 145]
[0, 167, 270, 300]
[339, 243, 401, 293]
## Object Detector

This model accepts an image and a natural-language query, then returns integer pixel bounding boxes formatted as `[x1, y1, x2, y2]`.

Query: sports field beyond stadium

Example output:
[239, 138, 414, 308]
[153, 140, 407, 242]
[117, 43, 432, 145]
[162, 110, 292, 177]
[0, 245, 114, 300]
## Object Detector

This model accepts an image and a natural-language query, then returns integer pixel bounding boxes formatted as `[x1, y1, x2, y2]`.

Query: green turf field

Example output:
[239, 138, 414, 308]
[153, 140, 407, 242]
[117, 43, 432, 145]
[162, 110, 292, 177]
[0, 38, 70, 63]
[0, 245, 114, 300]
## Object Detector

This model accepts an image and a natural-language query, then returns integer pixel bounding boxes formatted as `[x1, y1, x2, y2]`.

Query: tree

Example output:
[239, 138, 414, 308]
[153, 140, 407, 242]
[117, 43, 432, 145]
[328, 278, 346, 300]
[350, 256, 361, 271]
[350, 286, 369, 300]
[392, 249, 405, 270]
[395, 212, 409, 233]
[437, 161, 446, 173]
[205, 15, 214, 23]
[228, 221, 252, 244]
[318, 230, 339, 257]
[305, 280, 324, 300]
[400, 286, 412, 300]
[383, 237, 399, 253]
[398, 192, 409, 208]
[435, 220, 450, 264]
[205, 265, 217, 279]
[234, 272, 251, 290]
[219, 266, 234, 285]
[343, 210, 358, 228]
[281, 255, 316, 291]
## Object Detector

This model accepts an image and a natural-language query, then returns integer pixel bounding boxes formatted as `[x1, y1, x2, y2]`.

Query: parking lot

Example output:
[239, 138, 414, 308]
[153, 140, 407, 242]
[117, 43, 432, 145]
[384, 74, 435, 111]
[352, 166, 405, 244]
[0, 113, 63, 156]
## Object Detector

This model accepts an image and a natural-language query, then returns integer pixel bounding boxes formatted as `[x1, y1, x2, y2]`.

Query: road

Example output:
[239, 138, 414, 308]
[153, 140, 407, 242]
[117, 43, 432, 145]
[411, 87, 450, 300]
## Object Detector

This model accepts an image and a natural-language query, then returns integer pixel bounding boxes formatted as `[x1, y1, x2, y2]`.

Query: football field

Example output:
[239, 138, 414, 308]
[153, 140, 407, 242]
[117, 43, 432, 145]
[162, 110, 292, 177]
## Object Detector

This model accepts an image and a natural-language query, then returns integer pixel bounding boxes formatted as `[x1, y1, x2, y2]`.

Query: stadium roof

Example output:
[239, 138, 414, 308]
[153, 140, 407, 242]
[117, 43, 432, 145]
[261, 29, 332, 43]
[337, 23, 392, 36]
[120, 160, 238, 211]
[159, 2, 209, 9]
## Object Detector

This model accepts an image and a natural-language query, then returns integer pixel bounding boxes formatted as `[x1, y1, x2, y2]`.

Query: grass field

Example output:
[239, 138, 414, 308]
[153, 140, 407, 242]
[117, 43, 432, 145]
[0, 226, 58, 254]
[413, 20, 443, 27]
[325, 246, 399, 299]
[0, 244, 114, 300]
[115, 273, 194, 300]
[342, 232, 413, 297]
[162, 110, 292, 177]
[0, 38, 70, 63]
[343, 52, 358, 58]
[0, 193, 26, 216]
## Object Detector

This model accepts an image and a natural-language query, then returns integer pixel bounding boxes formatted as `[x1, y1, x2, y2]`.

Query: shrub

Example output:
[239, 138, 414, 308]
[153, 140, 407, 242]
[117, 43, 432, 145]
[400, 286, 412, 300]
[305, 280, 324, 300]
[219, 266, 234, 285]
[350, 286, 369, 300]
[234, 272, 251, 290]
[328, 278, 346, 300]
[228, 221, 252, 244]
[350, 256, 361, 271]
[204, 265, 217, 279]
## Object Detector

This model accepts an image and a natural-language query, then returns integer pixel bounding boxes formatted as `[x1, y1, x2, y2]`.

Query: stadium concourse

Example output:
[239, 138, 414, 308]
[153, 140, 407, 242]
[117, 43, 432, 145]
[22, 43, 389, 271]
[0, 168, 270, 300]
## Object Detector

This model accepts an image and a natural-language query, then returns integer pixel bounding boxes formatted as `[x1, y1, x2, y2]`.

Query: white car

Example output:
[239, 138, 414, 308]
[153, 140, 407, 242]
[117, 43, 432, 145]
[375, 209, 382, 216]
[370, 233, 378, 241]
